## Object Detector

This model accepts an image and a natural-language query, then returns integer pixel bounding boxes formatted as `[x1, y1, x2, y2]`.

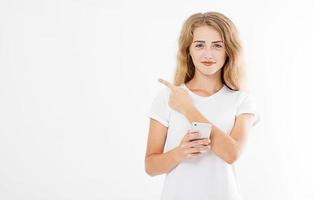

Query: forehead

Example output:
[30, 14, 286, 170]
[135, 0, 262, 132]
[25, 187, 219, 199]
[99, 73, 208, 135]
[192, 25, 222, 42]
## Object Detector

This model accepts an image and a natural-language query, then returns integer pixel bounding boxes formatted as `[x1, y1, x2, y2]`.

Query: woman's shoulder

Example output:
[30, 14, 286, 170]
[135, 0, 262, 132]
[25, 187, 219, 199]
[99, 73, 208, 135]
[223, 85, 253, 102]
[152, 87, 171, 101]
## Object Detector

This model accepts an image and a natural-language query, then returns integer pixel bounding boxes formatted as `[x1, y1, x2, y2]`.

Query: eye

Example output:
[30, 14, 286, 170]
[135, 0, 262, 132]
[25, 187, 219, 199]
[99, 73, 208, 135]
[213, 44, 223, 48]
[195, 43, 204, 48]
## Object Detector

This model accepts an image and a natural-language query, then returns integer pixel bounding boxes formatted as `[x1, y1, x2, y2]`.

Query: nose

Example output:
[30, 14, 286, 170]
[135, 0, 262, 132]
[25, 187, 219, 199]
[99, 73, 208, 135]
[202, 47, 213, 59]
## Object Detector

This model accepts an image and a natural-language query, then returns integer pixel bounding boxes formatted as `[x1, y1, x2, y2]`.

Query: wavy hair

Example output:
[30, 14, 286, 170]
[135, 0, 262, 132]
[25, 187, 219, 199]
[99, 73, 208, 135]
[173, 12, 245, 91]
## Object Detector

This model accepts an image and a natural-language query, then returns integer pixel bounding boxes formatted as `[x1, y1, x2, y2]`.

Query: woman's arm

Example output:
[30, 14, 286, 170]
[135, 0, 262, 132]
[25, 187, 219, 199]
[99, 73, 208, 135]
[185, 106, 255, 164]
[145, 119, 180, 176]
[158, 79, 255, 164]
[145, 118, 211, 176]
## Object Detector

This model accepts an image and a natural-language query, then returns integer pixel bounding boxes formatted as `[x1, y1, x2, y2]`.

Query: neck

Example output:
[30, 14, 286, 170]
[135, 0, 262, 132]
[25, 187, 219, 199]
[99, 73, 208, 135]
[186, 72, 223, 93]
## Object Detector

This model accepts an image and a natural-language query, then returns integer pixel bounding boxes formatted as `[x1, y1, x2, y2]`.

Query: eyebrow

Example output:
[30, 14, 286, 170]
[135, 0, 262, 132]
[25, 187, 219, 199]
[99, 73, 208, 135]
[193, 40, 223, 43]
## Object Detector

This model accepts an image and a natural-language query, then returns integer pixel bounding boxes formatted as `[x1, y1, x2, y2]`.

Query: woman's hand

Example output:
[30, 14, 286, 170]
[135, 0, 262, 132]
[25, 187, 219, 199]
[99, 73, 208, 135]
[159, 78, 194, 115]
[173, 131, 211, 162]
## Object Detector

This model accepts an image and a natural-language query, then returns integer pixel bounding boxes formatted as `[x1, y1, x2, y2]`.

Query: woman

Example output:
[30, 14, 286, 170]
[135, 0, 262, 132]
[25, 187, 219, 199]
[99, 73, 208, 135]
[145, 11, 259, 200]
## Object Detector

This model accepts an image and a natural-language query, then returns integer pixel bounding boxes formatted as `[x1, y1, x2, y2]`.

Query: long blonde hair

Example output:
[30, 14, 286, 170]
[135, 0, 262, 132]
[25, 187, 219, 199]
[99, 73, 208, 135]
[174, 12, 245, 91]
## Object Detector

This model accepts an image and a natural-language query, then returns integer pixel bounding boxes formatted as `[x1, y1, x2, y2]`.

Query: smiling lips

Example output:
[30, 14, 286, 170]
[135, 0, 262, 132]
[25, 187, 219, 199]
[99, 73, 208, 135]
[201, 61, 216, 66]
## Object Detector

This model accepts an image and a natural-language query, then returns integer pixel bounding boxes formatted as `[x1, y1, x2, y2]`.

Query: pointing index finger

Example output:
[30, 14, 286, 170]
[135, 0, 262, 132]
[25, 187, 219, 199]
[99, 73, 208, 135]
[158, 78, 175, 90]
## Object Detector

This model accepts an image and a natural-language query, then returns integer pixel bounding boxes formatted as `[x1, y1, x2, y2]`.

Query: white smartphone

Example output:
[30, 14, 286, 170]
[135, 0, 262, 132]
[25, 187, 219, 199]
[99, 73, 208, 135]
[189, 122, 212, 142]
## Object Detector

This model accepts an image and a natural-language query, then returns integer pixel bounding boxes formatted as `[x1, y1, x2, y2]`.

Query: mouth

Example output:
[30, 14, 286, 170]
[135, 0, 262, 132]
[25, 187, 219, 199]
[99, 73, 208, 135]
[201, 61, 216, 66]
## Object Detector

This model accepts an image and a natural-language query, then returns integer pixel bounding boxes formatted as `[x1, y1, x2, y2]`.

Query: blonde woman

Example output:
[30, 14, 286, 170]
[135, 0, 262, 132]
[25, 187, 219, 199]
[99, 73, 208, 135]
[145, 12, 259, 200]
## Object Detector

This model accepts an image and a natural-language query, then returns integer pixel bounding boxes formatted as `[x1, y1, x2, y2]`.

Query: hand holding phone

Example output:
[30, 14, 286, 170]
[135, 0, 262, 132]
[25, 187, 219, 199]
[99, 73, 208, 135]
[174, 123, 213, 161]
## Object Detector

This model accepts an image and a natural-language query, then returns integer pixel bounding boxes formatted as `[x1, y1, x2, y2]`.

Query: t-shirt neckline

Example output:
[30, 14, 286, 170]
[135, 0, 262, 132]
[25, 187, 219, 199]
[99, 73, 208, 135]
[182, 83, 226, 100]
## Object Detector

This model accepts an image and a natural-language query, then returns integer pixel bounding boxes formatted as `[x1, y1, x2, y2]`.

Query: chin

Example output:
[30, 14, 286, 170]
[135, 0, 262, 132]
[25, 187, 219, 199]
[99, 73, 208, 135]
[203, 72, 218, 76]
[198, 68, 220, 76]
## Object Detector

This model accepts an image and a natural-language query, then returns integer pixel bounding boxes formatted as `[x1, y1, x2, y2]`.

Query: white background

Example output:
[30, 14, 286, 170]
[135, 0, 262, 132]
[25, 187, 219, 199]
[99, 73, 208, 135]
[1, 0, 313, 199]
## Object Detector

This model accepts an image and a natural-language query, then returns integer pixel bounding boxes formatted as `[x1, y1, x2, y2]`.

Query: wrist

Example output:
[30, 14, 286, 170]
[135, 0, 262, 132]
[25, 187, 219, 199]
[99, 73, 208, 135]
[171, 147, 182, 163]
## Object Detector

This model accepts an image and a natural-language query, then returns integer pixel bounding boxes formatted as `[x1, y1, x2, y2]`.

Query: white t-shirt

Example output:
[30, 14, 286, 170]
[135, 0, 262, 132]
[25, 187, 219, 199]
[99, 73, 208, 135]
[149, 83, 259, 200]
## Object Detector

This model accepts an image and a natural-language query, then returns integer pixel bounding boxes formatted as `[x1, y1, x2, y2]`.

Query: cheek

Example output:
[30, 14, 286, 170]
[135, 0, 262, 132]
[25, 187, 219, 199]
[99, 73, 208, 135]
[189, 51, 201, 62]
[216, 52, 227, 62]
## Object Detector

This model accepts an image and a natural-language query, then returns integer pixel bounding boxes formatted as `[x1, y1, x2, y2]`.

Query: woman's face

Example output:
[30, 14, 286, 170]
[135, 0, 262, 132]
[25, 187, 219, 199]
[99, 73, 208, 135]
[189, 25, 227, 76]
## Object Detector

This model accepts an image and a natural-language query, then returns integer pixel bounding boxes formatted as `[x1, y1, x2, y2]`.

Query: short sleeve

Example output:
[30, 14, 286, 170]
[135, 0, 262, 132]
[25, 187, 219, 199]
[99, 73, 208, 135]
[148, 88, 171, 127]
[236, 92, 260, 126]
